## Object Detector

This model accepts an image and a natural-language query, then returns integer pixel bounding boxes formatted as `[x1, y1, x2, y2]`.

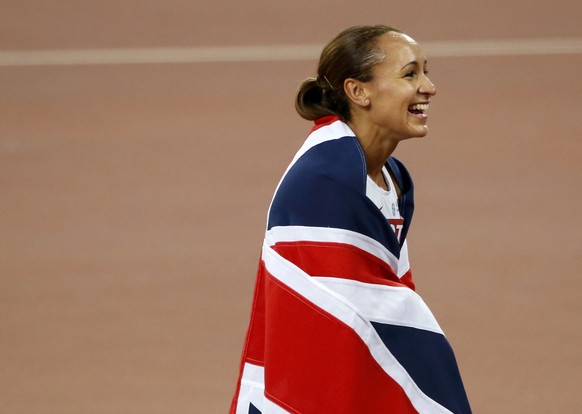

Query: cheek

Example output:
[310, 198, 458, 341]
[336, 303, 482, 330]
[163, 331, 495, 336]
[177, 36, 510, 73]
[379, 88, 412, 110]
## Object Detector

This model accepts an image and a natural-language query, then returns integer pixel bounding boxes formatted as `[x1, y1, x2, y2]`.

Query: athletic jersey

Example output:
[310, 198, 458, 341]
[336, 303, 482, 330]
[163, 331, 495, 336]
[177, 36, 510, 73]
[366, 165, 404, 242]
[366, 165, 410, 279]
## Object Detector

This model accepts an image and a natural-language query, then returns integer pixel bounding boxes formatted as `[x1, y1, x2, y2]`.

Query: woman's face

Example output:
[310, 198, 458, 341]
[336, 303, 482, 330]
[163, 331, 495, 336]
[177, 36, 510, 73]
[364, 32, 437, 141]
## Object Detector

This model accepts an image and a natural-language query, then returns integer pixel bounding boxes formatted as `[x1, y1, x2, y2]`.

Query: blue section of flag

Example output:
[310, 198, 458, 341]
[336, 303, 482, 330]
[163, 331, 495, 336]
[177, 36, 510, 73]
[371, 322, 472, 414]
[268, 136, 413, 258]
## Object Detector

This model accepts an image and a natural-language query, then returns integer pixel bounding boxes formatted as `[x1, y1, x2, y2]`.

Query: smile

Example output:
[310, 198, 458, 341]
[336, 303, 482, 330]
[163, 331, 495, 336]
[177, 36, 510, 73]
[407, 103, 429, 118]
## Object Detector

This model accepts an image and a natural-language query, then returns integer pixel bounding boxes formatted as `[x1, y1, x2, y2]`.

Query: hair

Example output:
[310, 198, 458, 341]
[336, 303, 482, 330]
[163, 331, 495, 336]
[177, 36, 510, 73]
[295, 25, 401, 122]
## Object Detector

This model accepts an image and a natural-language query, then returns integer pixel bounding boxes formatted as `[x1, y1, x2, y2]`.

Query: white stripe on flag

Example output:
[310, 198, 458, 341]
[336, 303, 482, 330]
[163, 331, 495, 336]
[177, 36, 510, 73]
[313, 277, 443, 334]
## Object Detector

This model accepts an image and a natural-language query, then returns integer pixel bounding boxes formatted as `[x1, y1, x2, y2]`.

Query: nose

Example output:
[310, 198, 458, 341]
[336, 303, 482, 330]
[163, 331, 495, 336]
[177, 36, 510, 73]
[419, 75, 437, 96]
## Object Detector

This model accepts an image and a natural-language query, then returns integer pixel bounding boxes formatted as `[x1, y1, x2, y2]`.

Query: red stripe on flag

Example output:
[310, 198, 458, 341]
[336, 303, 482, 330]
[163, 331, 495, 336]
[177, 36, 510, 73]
[400, 269, 415, 291]
[310, 115, 341, 132]
[241, 263, 267, 366]
[263, 267, 418, 413]
[272, 241, 412, 288]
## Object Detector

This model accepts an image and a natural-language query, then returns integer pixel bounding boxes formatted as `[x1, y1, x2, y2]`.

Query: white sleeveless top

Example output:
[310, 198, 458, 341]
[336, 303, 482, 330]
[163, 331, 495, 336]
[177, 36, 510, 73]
[365, 166, 405, 243]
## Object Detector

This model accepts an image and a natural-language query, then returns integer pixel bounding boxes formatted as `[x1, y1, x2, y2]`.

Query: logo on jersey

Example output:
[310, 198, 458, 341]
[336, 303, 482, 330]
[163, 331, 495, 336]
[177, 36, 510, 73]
[388, 218, 404, 242]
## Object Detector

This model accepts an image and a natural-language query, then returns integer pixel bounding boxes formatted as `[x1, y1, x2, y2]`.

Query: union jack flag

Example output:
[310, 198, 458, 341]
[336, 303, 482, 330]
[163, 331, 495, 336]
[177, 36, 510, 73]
[230, 117, 471, 413]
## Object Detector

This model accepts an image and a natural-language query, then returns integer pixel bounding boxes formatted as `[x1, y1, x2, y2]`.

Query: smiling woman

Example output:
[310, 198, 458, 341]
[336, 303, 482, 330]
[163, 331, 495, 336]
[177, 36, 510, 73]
[296, 27, 437, 190]
[231, 25, 472, 414]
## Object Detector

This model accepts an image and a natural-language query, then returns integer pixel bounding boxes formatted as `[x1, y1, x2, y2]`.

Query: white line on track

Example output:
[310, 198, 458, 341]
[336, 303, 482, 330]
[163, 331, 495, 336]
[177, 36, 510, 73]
[0, 38, 581, 67]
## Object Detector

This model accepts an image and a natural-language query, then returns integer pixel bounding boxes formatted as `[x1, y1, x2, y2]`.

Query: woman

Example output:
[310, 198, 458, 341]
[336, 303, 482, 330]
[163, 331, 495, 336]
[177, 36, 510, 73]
[231, 25, 472, 414]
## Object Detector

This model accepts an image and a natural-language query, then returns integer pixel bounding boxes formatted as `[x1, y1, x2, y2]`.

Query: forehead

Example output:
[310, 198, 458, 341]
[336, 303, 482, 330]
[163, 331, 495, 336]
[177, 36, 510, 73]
[377, 32, 426, 69]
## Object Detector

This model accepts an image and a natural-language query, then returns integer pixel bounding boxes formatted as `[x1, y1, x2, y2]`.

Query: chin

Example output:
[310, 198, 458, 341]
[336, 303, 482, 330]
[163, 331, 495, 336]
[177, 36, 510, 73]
[417, 127, 429, 137]
[406, 126, 429, 139]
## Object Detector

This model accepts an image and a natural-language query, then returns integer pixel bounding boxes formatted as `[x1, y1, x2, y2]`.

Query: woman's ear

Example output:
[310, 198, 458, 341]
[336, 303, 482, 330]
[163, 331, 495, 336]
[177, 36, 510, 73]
[344, 78, 370, 108]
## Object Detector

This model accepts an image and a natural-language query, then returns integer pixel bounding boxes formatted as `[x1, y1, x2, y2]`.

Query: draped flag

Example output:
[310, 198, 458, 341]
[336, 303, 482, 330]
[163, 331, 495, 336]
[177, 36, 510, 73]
[230, 116, 471, 414]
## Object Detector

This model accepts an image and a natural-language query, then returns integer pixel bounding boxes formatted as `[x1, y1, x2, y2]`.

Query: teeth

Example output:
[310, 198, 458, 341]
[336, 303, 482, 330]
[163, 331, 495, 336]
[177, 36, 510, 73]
[409, 103, 429, 111]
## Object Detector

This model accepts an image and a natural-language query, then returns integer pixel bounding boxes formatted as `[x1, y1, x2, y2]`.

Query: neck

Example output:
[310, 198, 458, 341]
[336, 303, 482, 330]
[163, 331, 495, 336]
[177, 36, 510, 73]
[347, 120, 398, 183]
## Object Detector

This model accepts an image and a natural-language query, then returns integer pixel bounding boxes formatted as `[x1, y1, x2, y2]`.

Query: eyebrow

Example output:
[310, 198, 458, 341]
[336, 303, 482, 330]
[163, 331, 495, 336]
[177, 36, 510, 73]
[400, 59, 428, 70]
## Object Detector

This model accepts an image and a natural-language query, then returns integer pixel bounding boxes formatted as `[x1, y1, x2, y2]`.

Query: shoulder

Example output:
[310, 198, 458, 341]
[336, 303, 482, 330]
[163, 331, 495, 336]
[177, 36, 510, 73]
[267, 123, 389, 244]
[281, 118, 367, 194]
[269, 135, 368, 228]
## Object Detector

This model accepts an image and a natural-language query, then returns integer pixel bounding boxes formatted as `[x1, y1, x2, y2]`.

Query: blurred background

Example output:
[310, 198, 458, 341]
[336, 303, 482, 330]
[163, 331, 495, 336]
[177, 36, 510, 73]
[1, 1, 581, 412]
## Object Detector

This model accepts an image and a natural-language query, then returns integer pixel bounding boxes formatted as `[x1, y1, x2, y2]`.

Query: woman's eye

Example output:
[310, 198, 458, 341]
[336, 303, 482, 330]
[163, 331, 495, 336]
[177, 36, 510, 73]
[404, 71, 415, 78]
